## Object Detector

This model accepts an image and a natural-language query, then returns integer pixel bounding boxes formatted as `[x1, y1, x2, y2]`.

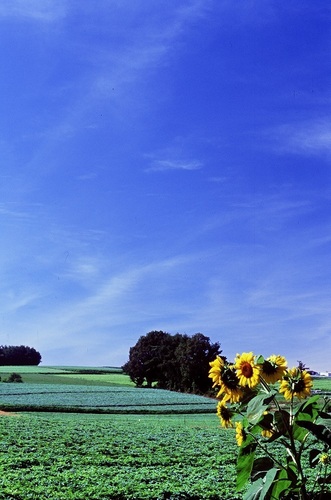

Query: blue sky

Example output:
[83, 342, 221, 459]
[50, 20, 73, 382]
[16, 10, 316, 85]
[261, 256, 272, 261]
[1, 1, 330, 371]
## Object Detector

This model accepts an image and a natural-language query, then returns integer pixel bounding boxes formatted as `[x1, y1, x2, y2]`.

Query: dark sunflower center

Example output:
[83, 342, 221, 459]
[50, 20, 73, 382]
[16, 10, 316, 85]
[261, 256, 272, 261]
[293, 379, 305, 392]
[262, 360, 276, 375]
[220, 407, 231, 420]
[241, 362, 253, 378]
[223, 368, 239, 389]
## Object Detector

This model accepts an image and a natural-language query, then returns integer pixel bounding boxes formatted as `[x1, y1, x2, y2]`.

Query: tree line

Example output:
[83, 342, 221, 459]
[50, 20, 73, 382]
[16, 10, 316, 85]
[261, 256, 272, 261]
[122, 331, 222, 395]
[0, 345, 42, 365]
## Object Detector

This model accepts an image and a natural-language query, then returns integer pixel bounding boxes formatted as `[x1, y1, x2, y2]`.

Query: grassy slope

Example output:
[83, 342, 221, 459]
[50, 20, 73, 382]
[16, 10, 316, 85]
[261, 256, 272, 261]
[0, 366, 134, 386]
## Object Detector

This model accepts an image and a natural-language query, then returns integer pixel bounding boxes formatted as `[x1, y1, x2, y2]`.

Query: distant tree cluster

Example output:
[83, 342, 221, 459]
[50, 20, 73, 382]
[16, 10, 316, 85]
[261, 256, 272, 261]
[0, 345, 41, 366]
[122, 331, 222, 395]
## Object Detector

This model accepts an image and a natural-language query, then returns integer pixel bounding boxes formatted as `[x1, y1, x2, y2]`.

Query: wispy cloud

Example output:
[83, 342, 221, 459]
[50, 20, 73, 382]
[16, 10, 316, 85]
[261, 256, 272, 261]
[63, 254, 196, 322]
[89, 1, 212, 104]
[208, 176, 228, 183]
[61, 257, 101, 286]
[0, 289, 42, 314]
[1, 253, 199, 360]
[197, 190, 314, 240]
[13, 1, 210, 182]
[2, 219, 331, 371]
[76, 172, 98, 181]
[165, 251, 331, 371]
[146, 159, 203, 172]
[0, 202, 37, 220]
[0, 0, 67, 22]
[267, 119, 331, 157]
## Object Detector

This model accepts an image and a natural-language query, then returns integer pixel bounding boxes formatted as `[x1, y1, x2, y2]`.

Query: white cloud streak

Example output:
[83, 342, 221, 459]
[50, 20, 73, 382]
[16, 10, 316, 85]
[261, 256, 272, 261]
[146, 159, 203, 172]
[0, 202, 40, 220]
[0, 253, 201, 362]
[267, 119, 331, 157]
[0, 0, 67, 22]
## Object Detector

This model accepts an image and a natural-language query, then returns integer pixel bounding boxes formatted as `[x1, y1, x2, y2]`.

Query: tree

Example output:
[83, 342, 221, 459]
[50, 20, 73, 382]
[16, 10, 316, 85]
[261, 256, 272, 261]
[122, 331, 174, 387]
[122, 331, 222, 394]
[176, 333, 222, 394]
[297, 360, 309, 371]
[0, 345, 41, 365]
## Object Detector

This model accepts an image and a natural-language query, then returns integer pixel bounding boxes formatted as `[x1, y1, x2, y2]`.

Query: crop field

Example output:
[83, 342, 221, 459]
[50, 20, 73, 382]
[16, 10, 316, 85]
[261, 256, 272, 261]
[312, 376, 331, 393]
[0, 369, 329, 499]
[0, 384, 216, 414]
[0, 412, 241, 500]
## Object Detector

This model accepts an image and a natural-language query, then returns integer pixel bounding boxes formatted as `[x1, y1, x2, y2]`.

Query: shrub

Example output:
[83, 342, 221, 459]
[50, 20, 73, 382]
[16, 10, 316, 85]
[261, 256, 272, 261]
[4, 372, 23, 383]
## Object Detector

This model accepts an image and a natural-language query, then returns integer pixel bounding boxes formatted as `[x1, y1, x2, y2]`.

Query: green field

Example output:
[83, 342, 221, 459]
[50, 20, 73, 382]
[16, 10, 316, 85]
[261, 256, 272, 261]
[0, 366, 235, 499]
[0, 367, 329, 499]
[312, 376, 331, 393]
[0, 366, 130, 386]
[0, 385, 217, 414]
[0, 412, 239, 500]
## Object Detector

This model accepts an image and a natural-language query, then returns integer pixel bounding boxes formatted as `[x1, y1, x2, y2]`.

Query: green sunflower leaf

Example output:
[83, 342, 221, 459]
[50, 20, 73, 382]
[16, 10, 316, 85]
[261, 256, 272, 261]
[255, 355, 265, 365]
[270, 468, 293, 499]
[250, 456, 274, 482]
[292, 420, 309, 443]
[236, 434, 257, 491]
[294, 395, 320, 419]
[245, 392, 276, 425]
[243, 467, 278, 500]
[297, 421, 331, 446]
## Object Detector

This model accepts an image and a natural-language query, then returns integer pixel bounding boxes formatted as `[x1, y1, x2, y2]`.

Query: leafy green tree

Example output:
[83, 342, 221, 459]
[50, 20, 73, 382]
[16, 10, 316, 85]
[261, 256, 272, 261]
[122, 331, 173, 387]
[177, 333, 222, 394]
[0, 345, 41, 365]
[122, 331, 222, 394]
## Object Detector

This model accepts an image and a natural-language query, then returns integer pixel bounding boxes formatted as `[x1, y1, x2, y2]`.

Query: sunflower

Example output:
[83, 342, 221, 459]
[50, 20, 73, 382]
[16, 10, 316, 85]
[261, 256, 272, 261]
[208, 356, 225, 388]
[279, 367, 313, 400]
[235, 352, 261, 389]
[216, 365, 243, 403]
[235, 422, 246, 447]
[261, 355, 287, 384]
[217, 400, 234, 428]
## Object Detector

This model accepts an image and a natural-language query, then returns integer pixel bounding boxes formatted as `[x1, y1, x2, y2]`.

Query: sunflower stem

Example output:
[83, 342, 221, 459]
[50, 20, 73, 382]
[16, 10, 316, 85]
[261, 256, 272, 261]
[246, 430, 286, 472]
[266, 383, 309, 499]
[259, 376, 271, 394]
[287, 391, 308, 500]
